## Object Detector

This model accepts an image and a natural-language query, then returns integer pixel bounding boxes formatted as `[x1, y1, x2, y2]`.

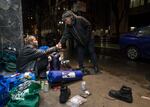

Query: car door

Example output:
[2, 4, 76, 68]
[137, 27, 150, 57]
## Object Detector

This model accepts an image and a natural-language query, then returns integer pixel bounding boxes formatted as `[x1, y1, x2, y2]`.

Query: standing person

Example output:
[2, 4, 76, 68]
[56, 11, 101, 74]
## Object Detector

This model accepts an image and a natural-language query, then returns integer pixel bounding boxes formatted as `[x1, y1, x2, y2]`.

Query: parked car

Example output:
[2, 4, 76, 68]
[119, 26, 150, 60]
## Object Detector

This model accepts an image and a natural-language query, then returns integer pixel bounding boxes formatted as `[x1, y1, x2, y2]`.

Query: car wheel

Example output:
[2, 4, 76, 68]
[126, 46, 139, 60]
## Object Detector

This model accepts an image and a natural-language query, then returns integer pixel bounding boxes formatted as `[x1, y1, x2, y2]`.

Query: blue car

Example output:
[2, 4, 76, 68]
[119, 26, 150, 60]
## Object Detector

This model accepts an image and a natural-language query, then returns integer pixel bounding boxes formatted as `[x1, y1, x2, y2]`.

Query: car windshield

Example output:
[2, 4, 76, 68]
[131, 26, 150, 35]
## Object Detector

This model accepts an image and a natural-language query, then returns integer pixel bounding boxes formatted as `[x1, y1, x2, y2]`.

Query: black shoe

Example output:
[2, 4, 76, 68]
[39, 71, 46, 79]
[109, 85, 133, 103]
[59, 85, 71, 104]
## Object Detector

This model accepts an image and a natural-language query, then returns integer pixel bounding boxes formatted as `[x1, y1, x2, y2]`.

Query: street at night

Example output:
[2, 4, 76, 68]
[1, 0, 150, 107]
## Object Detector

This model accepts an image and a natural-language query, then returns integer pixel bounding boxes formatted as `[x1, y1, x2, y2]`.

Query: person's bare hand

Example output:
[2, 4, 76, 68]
[56, 42, 62, 49]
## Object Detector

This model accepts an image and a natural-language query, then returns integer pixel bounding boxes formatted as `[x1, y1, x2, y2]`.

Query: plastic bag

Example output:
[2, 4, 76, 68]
[7, 81, 41, 107]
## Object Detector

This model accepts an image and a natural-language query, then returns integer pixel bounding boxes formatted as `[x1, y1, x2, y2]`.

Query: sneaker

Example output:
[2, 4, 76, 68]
[109, 85, 133, 103]
[59, 85, 71, 104]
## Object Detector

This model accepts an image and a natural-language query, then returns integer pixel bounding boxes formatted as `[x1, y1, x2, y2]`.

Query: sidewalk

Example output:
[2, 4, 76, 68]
[40, 72, 150, 107]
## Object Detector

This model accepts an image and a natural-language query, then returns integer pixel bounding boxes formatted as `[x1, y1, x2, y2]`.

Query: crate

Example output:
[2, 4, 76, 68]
[0, 75, 10, 107]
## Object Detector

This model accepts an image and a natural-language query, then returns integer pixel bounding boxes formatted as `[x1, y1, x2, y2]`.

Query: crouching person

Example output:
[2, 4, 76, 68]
[17, 35, 59, 77]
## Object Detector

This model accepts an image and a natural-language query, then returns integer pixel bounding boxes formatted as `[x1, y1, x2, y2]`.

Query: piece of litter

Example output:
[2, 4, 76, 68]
[80, 90, 91, 98]
[67, 95, 87, 107]
[141, 96, 150, 100]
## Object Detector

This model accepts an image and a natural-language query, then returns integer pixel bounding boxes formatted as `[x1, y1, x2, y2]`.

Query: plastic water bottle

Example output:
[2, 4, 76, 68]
[41, 81, 45, 90]
[44, 80, 49, 92]
[81, 81, 87, 91]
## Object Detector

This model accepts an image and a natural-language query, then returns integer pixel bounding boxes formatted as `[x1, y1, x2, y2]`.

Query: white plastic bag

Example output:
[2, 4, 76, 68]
[67, 95, 87, 107]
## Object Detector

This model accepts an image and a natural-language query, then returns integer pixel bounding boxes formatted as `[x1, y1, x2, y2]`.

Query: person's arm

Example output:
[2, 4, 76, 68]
[32, 46, 58, 59]
[60, 25, 71, 44]
[45, 46, 58, 55]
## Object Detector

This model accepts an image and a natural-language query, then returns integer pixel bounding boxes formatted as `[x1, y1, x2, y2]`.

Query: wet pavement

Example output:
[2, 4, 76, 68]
[40, 71, 150, 107]
[97, 48, 150, 86]
[39, 48, 150, 107]
[1, 46, 150, 107]
[65, 47, 150, 86]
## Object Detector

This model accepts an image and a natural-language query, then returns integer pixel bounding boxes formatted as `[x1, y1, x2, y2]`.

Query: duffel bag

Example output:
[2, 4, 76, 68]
[47, 70, 83, 84]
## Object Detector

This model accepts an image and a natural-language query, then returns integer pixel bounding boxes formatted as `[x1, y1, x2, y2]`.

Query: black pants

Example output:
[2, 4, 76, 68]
[36, 56, 48, 73]
[76, 39, 98, 68]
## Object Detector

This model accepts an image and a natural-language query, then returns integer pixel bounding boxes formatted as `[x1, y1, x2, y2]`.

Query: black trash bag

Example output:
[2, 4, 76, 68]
[50, 52, 61, 70]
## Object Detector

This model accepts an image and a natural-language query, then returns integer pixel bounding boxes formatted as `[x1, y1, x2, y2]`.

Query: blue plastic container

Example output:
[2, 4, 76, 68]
[5, 73, 24, 91]
[0, 75, 10, 107]
[47, 70, 83, 84]
[39, 46, 49, 51]
[5, 72, 36, 91]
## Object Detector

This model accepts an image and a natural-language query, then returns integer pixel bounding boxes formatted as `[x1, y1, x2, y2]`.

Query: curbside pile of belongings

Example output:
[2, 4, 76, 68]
[44, 46, 92, 106]
[0, 46, 85, 107]
[41, 46, 87, 105]
[39, 45, 84, 86]
[0, 45, 135, 107]
[0, 72, 40, 107]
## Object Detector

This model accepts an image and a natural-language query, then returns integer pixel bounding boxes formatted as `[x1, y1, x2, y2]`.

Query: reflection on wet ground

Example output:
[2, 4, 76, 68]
[96, 48, 150, 85]
[66, 47, 150, 86]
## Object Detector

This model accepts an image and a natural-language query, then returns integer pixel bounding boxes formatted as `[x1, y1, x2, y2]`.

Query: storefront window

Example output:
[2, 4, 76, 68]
[130, 0, 144, 8]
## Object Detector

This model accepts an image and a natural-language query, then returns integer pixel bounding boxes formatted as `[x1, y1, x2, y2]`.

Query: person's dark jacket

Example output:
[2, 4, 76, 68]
[60, 16, 92, 47]
[17, 45, 57, 72]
